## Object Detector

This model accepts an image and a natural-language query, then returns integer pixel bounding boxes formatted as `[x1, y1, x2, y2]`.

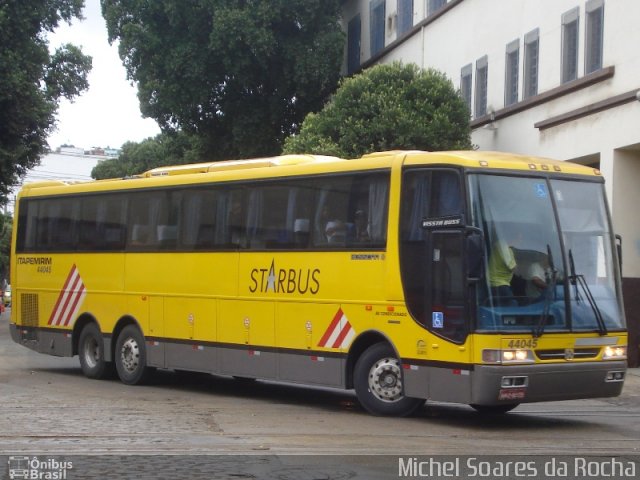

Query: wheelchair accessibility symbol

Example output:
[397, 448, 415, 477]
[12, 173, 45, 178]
[535, 183, 547, 198]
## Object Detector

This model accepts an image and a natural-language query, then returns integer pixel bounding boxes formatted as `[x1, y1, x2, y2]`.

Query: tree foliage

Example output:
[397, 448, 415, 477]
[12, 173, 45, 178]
[0, 213, 12, 281]
[283, 63, 473, 158]
[101, 0, 344, 160]
[0, 0, 92, 202]
[92, 131, 204, 179]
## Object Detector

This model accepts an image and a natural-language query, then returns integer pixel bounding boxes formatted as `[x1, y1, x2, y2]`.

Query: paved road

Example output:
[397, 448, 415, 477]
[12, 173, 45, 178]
[1, 310, 639, 478]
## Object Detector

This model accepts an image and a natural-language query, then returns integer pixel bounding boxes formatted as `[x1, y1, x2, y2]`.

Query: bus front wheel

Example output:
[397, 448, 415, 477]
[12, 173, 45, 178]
[354, 342, 424, 416]
[78, 323, 113, 379]
[115, 325, 152, 385]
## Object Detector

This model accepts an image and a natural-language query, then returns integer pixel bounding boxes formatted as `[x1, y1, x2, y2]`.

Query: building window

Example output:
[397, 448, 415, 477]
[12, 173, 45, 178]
[460, 64, 472, 114]
[561, 7, 580, 83]
[523, 29, 539, 99]
[347, 14, 361, 74]
[585, 0, 604, 74]
[427, 0, 446, 16]
[504, 39, 520, 106]
[370, 0, 386, 56]
[398, 0, 414, 35]
[475, 56, 488, 118]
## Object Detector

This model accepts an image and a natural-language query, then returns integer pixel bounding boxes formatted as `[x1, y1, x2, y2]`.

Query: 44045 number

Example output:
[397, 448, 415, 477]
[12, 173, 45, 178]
[507, 338, 538, 349]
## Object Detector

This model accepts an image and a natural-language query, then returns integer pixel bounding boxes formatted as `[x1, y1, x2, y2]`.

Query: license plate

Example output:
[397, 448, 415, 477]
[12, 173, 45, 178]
[499, 387, 526, 401]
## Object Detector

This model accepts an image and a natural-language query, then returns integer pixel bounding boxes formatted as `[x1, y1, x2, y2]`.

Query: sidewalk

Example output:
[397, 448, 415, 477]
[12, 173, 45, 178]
[621, 366, 640, 400]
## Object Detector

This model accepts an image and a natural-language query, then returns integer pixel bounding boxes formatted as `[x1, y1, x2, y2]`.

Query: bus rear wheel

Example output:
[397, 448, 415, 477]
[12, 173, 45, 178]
[354, 342, 424, 416]
[78, 323, 113, 379]
[115, 325, 152, 385]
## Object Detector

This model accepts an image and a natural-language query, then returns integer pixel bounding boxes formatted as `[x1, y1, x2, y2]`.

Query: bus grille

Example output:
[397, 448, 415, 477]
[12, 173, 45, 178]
[535, 348, 600, 360]
[20, 293, 39, 327]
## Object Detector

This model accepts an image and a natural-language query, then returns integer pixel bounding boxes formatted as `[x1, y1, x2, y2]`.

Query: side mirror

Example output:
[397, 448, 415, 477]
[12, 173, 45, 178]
[615, 234, 623, 273]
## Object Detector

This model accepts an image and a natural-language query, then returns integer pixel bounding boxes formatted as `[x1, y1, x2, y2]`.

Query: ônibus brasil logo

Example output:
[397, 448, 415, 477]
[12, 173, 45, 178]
[8, 456, 73, 480]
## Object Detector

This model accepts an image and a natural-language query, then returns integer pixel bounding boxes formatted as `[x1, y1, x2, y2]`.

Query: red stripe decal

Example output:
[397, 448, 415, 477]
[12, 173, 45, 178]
[63, 283, 85, 326]
[48, 264, 87, 327]
[331, 321, 351, 349]
[48, 265, 77, 325]
[318, 308, 343, 347]
[56, 275, 84, 325]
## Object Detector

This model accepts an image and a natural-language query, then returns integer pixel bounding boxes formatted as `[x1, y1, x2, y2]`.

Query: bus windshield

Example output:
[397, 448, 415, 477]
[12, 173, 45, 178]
[468, 174, 625, 334]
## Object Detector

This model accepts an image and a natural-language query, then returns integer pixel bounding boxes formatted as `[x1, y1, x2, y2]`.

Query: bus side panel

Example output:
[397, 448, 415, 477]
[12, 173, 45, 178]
[147, 296, 165, 368]
[276, 302, 344, 387]
[13, 254, 126, 357]
[125, 251, 236, 371]
[218, 299, 276, 379]
[164, 297, 217, 372]
[403, 366, 472, 404]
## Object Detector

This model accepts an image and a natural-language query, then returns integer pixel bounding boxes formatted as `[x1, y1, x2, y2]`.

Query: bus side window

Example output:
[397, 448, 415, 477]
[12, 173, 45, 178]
[128, 192, 168, 250]
[156, 190, 180, 250]
[181, 189, 217, 250]
[347, 174, 389, 247]
[78, 197, 100, 250]
[100, 195, 127, 250]
[311, 173, 389, 249]
[35, 198, 77, 251]
[313, 177, 351, 247]
[214, 189, 247, 249]
[16, 200, 38, 252]
[245, 187, 286, 249]
[291, 184, 315, 249]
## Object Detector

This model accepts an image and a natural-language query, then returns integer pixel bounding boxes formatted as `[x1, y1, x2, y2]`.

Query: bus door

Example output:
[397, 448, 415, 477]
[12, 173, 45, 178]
[400, 168, 472, 400]
[427, 229, 469, 347]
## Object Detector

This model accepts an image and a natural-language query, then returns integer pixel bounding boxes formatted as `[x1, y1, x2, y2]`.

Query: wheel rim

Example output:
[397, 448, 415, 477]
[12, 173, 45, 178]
[82, 337, 99, 369]
[368, 357, 403, 403]
[120, 337, 140, 374]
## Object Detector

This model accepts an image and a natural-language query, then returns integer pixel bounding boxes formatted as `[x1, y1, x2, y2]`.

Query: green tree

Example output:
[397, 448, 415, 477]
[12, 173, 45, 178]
[0, 213, 12, 282]
[0, 0, 92, 202]
[283, 63, 473, 158]
[101, 0, 344, 160]
[92, 131, 205, 179]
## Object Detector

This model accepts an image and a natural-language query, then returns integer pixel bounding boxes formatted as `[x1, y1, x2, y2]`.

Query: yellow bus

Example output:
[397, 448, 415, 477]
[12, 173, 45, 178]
[10, 150, 627, 416]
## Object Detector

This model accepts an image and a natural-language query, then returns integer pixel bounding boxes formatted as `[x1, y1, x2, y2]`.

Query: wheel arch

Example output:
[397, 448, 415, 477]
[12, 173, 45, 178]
[72, 313, 100, 357]
[345, 329, 398, 389]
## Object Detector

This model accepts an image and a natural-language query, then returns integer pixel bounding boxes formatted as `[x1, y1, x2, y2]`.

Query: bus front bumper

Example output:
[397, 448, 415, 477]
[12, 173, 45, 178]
[403, 361, 627, 406]
[471, 361, 627, 405]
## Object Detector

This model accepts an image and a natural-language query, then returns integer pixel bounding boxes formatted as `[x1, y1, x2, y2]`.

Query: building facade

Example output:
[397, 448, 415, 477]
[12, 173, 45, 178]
[341, 0, 640, 364]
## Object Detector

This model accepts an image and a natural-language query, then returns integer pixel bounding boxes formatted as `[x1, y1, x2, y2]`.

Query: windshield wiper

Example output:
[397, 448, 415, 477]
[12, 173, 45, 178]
[568, 249, 608, 336]
[569, 248, 580, 303]
[534, 245, 557, 338]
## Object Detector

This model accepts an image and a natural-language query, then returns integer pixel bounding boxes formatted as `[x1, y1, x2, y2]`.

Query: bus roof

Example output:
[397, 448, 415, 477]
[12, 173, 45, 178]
[17, 150, 601, 197]
[398, 150, 602, 176]
[142, 154, 344, 177]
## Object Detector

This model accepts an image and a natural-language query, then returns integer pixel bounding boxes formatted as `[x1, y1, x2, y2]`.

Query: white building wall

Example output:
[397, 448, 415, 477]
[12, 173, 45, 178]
[613, 147, 640, 278]
[342, 0, 640, 279]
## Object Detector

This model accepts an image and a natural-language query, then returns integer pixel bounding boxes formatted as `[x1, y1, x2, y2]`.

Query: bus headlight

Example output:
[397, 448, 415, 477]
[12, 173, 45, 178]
[482, 349, 534, 364]
[603, 346, 627, 360]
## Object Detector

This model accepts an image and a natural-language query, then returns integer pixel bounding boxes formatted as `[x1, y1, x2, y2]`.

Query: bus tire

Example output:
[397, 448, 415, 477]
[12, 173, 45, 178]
[78, 323, 113, 379]
[354, 342, 424, 416]
[115, 325, 152, 385]
[470, 404, 519, 414]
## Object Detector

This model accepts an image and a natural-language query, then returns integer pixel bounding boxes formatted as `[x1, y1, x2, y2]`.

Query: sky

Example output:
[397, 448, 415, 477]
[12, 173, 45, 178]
[47, 0, 160, 150]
